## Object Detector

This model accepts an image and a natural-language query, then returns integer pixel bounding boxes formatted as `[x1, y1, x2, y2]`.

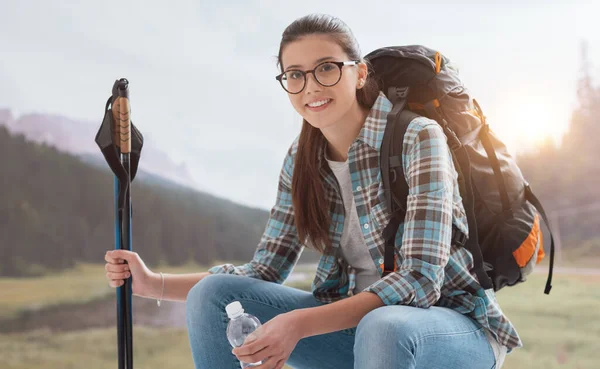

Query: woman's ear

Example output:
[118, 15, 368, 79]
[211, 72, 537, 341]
[356, 61, 369, 89]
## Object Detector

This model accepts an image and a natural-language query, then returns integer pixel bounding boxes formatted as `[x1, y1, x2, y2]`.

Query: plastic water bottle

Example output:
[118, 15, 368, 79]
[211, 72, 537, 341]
[226, 301, 263, 368]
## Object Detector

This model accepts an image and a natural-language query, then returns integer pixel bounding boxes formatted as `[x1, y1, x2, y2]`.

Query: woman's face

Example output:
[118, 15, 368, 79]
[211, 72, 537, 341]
[280, 35, 367, 130]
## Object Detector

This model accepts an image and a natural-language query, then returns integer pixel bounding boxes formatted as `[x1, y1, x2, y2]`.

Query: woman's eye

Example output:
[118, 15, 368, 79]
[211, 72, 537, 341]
[289, 71, 303, 80]
[319, 63, 335, 72]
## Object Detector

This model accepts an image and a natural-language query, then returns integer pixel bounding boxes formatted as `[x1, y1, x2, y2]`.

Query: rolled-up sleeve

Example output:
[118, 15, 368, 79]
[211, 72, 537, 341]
[208, 142, 304, 284]
[364, 119, 455, 307]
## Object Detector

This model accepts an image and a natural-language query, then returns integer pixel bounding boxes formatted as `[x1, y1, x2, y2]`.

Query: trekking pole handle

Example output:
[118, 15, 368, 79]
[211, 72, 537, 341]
[111, 79, 131, 154]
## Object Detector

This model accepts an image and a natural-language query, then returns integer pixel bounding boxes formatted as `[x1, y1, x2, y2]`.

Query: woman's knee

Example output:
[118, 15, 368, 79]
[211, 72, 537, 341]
[186, 274, 254, 337]
[355, 306, 493, 369]
[187, 274, 242, 306]
[186, 273, 247, 320]
[356, 305, 484, 352]
[356, 305, 422, 350]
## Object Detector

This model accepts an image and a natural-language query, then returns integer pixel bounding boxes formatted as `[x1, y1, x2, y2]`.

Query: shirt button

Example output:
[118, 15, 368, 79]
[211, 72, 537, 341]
[363, 223, 370, 229]
[356, 186, 362, 191]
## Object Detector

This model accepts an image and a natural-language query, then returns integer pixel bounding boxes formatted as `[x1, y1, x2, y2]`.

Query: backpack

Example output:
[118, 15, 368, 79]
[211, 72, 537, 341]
[364, 45, 554, 294]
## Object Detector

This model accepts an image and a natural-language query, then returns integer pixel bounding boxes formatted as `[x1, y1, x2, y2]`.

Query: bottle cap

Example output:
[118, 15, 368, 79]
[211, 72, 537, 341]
[226, 301, 244, 319]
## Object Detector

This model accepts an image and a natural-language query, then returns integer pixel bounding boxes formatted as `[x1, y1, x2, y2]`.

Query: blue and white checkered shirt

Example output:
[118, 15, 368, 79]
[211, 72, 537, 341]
[209, 91, 522, 350]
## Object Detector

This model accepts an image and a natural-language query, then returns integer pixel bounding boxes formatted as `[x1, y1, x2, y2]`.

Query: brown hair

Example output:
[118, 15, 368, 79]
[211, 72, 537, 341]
[277, 14, 380, 253]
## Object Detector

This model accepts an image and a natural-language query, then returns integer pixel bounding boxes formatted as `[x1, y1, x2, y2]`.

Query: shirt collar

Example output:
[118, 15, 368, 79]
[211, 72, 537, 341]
[317, 91, 392, 169]
[355, 91, 393, 151]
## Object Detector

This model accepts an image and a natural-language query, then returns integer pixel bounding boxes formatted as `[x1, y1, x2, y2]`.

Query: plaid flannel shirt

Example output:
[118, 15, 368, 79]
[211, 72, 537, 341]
[208, 91, 522, 350]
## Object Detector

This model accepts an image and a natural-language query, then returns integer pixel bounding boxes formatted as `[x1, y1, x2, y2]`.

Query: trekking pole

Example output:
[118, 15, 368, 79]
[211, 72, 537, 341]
[114, 80, 133, 369]
[95, 78, 144, 369]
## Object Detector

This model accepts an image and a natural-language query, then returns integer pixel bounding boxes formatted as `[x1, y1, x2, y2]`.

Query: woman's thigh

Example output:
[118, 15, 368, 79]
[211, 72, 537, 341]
[354, 305, 496, 369]
[185, 274, 355, 369]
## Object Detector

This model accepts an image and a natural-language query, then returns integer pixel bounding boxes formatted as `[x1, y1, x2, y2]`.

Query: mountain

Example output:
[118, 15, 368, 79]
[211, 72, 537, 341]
[0, 125, 319, 277]
[78, 153, 195, 192]
[0, 108, 196, 189]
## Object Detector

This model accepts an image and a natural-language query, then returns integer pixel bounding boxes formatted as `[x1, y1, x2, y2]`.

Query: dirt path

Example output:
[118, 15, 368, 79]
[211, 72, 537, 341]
[0, 294, 188, 334]
[541, 267, 600, 276]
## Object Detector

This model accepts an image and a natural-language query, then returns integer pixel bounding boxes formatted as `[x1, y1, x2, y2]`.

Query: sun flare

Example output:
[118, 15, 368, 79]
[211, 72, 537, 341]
[488, 98, 568, 154]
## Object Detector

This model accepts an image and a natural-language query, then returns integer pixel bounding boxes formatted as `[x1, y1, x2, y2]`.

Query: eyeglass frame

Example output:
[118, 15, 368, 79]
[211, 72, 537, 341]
[275, 60, 360, 94]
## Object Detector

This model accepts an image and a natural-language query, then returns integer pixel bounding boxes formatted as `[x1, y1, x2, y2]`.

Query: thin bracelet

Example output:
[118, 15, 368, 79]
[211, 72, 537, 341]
[157, 272, 164, 307]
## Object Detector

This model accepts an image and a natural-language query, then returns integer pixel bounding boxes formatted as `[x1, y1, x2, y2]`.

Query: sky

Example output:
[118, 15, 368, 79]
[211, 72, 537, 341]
[1, 0, 599, 210]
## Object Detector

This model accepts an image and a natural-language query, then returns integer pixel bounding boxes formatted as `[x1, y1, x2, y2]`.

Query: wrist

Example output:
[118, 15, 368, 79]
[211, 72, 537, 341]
[146, 271, 163, 299]
[288, 308, 310, 340]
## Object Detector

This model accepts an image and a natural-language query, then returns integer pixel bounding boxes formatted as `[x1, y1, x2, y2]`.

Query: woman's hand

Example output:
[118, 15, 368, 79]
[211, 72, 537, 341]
[104, 249, 155, 298]
[232, 311, 304, 369]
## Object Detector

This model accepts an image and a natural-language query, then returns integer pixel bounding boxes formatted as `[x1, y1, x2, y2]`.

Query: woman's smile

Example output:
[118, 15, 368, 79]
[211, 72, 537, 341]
[306, 98, 333, 112]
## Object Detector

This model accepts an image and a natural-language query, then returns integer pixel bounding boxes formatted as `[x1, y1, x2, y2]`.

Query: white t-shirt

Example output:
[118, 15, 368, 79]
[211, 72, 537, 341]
[325, 156, 380, 293]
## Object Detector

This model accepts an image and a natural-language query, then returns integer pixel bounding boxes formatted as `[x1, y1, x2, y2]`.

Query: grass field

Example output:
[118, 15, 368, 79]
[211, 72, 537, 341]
[0, 260, 239, 320]
[494, 271, 599, 369]
[1, 262, 598, 368]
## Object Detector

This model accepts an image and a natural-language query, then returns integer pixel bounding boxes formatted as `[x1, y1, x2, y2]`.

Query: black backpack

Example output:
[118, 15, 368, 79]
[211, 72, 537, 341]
[365, 45, 554, 294]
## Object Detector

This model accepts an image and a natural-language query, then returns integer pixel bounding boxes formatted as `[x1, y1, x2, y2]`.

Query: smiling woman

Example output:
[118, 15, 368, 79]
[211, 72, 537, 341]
[183, 12, 521, 369]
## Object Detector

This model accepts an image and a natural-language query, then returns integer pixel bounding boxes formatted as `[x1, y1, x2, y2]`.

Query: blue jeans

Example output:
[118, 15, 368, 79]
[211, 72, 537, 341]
[186, 274, 497, 369]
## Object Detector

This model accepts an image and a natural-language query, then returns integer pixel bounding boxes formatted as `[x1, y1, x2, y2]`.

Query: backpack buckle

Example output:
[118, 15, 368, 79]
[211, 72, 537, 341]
[443, 126, 462, 151]
[380, 258, 398, 275]
[452, 226, 467, 246]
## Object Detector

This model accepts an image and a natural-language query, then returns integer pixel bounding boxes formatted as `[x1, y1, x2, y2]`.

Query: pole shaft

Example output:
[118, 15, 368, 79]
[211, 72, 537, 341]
[111, 79, 134, 368]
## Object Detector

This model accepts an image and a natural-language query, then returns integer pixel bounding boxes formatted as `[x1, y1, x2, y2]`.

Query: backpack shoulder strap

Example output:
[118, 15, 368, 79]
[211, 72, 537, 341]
[387, 109, 420, 213]
[524, 184, 555, 294]
[380, 106, 420, 275]
[380, 87, 420, 216]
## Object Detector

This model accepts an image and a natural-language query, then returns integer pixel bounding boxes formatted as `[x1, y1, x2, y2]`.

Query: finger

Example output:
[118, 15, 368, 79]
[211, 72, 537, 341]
[107, 250, 136, 263]
[243, 353, 277, 369]
[232, 337, 268, 357]
[109, 280, 125, 288]
[104, 252, 125, 265]
[236, 345, 274, 365]
[106, 271, 131, 280]
[105, 262, 130, 273]
[274, 357, 286, 369]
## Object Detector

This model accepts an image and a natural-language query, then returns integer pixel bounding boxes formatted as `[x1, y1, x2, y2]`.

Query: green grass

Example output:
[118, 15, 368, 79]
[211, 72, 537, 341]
[0, 326, 194, 369]
[0, 260, 240, 320]
[1, 264, 598, 368]
[0, 263, 116, 320]
[497, 271, 600, 369]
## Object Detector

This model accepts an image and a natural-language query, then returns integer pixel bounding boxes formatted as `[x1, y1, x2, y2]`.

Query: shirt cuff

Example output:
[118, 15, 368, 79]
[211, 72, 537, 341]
[363, 261, 444, 307]
[207, 263, 259, 279]
[363, 271, 414, 306]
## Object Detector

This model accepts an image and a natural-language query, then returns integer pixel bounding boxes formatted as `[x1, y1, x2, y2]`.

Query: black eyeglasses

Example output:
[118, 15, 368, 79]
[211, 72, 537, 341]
[275, 60, 359, 94]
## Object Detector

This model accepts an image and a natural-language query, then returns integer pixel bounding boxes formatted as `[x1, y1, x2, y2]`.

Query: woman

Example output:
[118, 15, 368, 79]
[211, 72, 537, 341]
[104, 13, 519, 369]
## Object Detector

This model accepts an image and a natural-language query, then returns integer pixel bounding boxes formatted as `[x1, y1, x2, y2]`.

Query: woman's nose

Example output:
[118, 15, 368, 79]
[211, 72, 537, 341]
[304, 72, 322, 93]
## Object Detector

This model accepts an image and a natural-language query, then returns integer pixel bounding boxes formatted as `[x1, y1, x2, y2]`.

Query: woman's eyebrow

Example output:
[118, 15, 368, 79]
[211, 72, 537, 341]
[285, 56, 336, 71]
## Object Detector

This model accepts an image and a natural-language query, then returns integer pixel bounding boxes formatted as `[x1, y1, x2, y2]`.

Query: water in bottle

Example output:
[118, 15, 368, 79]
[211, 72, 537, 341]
[226, 301, 263, 368]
